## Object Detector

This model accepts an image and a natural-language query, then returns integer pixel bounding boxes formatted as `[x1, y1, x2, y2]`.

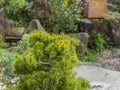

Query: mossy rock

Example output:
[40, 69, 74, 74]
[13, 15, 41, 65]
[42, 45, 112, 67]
[6, 27, 25, 37]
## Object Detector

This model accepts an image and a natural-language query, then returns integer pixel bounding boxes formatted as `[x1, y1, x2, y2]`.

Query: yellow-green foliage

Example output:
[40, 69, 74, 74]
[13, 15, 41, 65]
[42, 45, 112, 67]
[64, 0, 71, 5]
[12, 30, 90, 90]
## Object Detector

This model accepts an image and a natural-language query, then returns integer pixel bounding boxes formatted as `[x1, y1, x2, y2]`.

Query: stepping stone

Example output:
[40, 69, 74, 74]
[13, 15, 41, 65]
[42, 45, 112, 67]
[74, 65, 120, 90]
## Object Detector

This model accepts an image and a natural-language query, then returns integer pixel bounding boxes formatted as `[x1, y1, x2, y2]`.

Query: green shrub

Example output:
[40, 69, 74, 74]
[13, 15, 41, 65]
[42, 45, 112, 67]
[93, 33, 106, 52]
[79, 33, 106, 62]
[81, 54, 98, 63]
[0, 0, 25, 13]
[77, 48, 98, 63]
[0, 49, 15, 85]
[11, 30, 90, 90]
[0, 0, 34, 27]
[0, 34, 29, 85]
[42, 0, 80, 33]
[89, 33, 107, 53]
[0, 41, 5, 48]
[12, 34, 29, 54]
[117, 0, 120, 12]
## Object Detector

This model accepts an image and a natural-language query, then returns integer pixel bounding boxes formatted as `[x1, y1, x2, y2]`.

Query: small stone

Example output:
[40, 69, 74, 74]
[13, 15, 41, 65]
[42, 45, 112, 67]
[11, 77, 19, 84]
[2, 85, 6, 90]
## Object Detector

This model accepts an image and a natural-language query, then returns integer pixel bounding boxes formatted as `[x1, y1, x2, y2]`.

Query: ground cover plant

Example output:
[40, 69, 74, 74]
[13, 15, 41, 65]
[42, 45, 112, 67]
[78, 33, 107, 63]
[88, 33, 107, 53]
[6, 30, 90, 90]
[0, 49, 15, 85]
[0, 34, 29, 86]
[11, 34, 29, 54]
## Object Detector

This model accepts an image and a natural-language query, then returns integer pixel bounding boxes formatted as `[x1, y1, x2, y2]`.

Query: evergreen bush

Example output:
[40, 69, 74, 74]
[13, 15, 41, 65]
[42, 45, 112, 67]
[11, 30, 90, 90]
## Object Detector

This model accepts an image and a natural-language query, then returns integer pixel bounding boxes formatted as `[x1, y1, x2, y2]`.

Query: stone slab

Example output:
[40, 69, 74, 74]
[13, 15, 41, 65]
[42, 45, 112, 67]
[74, 65, 120, 90]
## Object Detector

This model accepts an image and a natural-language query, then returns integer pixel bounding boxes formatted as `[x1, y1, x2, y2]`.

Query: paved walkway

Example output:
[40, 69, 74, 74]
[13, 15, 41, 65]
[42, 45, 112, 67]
[74, 65, 120, 90]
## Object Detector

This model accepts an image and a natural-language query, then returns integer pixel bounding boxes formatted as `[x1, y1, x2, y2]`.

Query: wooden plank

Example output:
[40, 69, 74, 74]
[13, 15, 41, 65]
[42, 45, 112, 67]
[4, 36, 21, 42]
[88, 0, 107, 18]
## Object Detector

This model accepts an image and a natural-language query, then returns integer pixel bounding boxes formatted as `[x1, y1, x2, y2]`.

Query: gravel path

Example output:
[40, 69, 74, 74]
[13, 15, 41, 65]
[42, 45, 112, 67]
[79, 48, 120, 71]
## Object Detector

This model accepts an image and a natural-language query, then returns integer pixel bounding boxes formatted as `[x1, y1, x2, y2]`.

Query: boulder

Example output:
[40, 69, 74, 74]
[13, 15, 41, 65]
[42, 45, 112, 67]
[76, 33, 89, 48]
[110, 20, 120, 45]
[7, 27, 25, 37]
[74, 65, 120, 90]
[0, 9, 15, 36]
[27, 19, 45, 33]
[0, 8, 25, 38]
[70, 32, 89, 56]
[78, 13, 120, 46]
[28, 0, 50, 19]
[0, 8, 4, 20]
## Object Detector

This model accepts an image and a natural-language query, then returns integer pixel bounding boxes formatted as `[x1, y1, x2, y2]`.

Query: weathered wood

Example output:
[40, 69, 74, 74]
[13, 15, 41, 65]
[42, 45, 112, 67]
[4, 36, 21, 42]
[88, 0, 107, 18]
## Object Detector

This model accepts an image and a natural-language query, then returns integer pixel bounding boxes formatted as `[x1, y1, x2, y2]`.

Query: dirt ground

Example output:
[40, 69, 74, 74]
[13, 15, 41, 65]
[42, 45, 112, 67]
[79, 48, 120, 71]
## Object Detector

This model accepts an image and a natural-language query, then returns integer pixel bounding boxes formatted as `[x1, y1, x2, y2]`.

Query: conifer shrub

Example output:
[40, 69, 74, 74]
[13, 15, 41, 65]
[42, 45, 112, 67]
[11, 30, 90, 90]
[0, 49, 15, 85]
[0, 35, 29, 86]
[11, 34, 29, 54]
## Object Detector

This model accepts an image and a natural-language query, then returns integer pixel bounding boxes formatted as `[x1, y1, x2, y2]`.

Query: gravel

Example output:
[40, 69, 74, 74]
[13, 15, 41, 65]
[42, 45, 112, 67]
[79, 48, 120, 71]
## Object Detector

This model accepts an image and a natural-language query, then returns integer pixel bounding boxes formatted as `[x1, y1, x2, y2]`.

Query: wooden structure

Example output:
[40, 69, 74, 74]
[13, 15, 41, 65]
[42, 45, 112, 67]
[4, 36, 21, 42]
[87, 0, 107, 18]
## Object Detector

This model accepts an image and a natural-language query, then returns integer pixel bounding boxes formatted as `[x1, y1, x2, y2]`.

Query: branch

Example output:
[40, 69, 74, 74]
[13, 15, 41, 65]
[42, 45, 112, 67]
[38, 60, 51, 65]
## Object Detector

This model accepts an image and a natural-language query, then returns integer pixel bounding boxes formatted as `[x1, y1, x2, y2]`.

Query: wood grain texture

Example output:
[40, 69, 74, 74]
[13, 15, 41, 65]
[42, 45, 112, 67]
[88, 0, 107, 18]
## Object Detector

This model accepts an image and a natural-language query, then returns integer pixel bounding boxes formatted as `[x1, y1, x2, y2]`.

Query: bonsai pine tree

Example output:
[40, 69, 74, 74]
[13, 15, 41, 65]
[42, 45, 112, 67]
[10, 30, 90, 90]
